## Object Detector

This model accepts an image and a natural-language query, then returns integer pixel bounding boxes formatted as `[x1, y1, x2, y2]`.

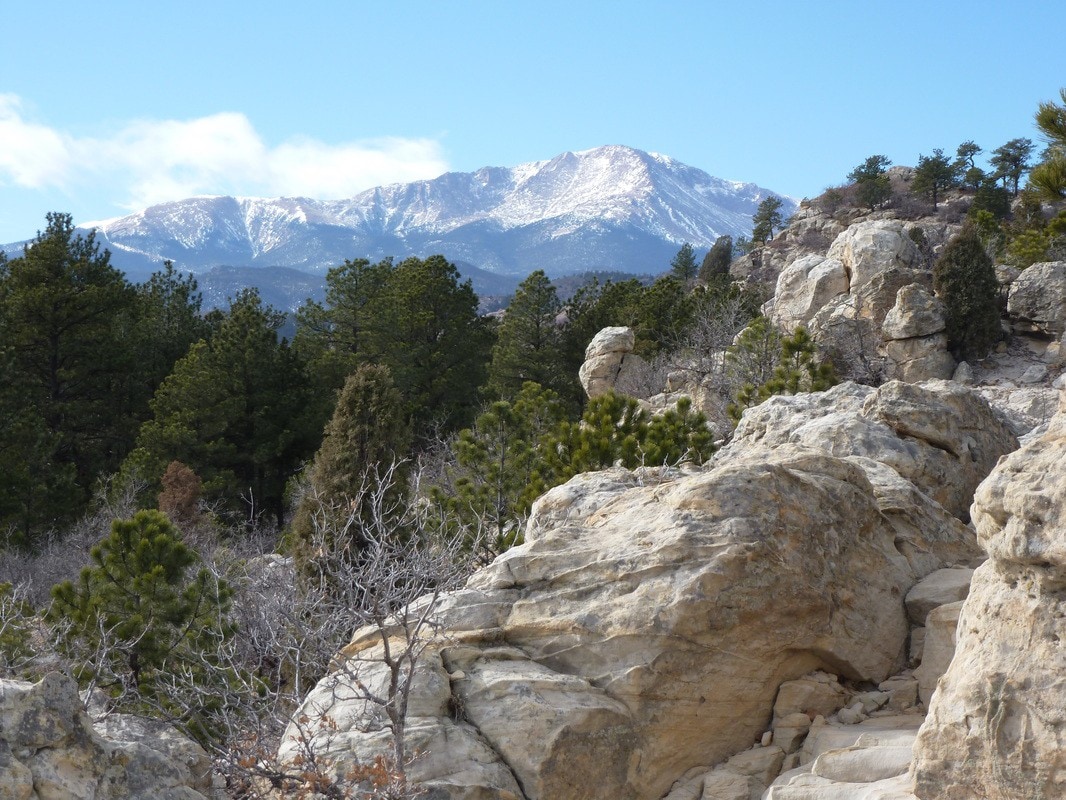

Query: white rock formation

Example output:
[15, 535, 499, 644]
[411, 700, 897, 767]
[281, 380, 1018, 800]
[578, 326, 653, 398]
[911, 390, 1066, 799]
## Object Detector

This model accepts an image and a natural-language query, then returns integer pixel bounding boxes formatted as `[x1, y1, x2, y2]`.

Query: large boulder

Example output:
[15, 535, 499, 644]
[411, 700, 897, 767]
[1007, 261, 1066, 335]
[825, 219, 921, 293]
[284, 382, 999, 799]
[912, 390, 1066, 799]
[727, 380, 1018, 521]
[578, 326, 653, 399]
[0, 672, 212, 800]
[770, 254, 848, 330]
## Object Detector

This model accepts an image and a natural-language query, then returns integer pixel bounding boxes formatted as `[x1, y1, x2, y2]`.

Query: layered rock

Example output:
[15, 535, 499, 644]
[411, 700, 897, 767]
[283, 381, 1017, 800]
[0, 672, 213, 800]
[1007, 260, 1066, 336]
[912, 390, 1066, 799]
[880, 284, 955, 382]
[727, 380, 1017, 521]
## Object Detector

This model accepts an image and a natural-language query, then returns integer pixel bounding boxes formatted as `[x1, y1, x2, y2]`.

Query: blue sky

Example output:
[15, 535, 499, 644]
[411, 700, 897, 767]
[2, 0, 1063, 243]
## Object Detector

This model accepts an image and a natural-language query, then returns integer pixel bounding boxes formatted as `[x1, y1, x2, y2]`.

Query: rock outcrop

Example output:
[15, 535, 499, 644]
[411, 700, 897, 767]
[578, 326, 653, 399]
[911, 390, 1066, 799]
[0, 672, 213, 800]
[283, 381, 1016, 800]
[1007, 260, 1066, 336]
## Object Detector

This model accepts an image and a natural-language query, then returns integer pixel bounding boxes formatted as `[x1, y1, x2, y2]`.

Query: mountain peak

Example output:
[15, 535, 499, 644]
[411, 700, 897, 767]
[49, 146, 794, 280]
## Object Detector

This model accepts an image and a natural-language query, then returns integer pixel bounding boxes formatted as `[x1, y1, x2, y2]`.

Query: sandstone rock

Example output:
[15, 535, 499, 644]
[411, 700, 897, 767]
[578, 326, 654, 399]
[0, 673, 211, 800]
[903, 567, 974, 626]
[881, 334, 955, 382]
[729, 380, 1018, 522]
[771, 254, 848, 330]
[1007, 260, 1066, 335]
[975, 384, 1059, 439]
[882, 284, 946, 340]
[877, 676, 919, 713]
[912, 391, 1066, 799]
[288, 431, 985, 800]
[912, 600, 963, 707]
[952, 360, 974, 384]
[766, 716, 923, 799]
[826, 220, 920, 292]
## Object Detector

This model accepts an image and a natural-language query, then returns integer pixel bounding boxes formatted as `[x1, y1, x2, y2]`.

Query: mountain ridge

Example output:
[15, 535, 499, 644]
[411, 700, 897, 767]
[58, 145, 793, 280]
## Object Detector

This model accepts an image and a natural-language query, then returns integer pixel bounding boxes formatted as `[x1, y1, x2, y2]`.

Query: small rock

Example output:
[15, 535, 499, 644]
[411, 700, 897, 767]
[1021, 364, 1049, 384]
[953, 361, 974, 385]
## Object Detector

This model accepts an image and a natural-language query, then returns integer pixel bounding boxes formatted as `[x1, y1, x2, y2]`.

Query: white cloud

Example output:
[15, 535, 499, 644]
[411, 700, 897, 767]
[0, 96, 450, 211]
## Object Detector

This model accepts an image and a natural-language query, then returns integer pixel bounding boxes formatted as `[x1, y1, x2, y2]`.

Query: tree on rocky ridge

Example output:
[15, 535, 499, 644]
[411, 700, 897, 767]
[699, 235, 734, 283]
[752, 196, 784, 244]
[911, 149, 960, 209]
[990, 138, 1035, 196]
[847, 155, 893, 210]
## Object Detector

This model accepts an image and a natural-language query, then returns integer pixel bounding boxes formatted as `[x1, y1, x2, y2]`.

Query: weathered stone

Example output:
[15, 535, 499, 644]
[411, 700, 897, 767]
[826, 220, 921, 292]
[771, 254, 848, 330]
[0, 673, 211, 800]
[904, 567, 974, 626]
[729, 380, 1018, 522]
[882, 284, 946, 340]
[579, 326, 647, 399]
[881, 334, 955, 382]
[288, 428, 984, 799]
[1007, 261, 1066, 335]
[912, 391, 1066, 799]
[912, 600, 963, 708]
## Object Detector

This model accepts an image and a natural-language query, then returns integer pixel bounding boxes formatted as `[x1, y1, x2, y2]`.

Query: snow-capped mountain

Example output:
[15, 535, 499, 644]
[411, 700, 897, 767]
[71, 145, 793, 281]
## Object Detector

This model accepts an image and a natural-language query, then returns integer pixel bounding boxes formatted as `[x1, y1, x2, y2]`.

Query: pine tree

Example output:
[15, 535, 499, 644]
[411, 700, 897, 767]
[752, 196, 784, 244]
[291, 363, 411, 569]
[0, 213, 137, 537]
[990, 138, 1034, 196]
[49, 510, 233, 703]
[445, 382, 568, 549]
[126, 289, 318, 526]
[1030, 88, 1066, 201]
[487, 270, 566, 399]
[669, 243, 699, 282]
[727, 323, 835, 423]
[933, 226, 1001, 360]
[911, 149, 961, 209]
[699, 235, 734, 284]
[847, 155, 893, 210]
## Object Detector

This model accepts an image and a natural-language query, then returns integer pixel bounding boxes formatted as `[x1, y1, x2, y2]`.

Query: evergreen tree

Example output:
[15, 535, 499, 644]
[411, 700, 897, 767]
[911, 149, 961, 209]
[933, 226, 1002, 360]
[699, 235, 734, 284]
[0, 213, 137, 537]
[669, 243, 699, 282]
[727, 323, 835, 423]
[49, 510, 233, 703]
[990, 138, 1035, 196]
[1030, 88, 1066, 201]
[126, 290, 318, 526]
[444, 382, 568, 549]
[847, 155, 893, 210]
[296, 255, 491, 438]
[487, 270, 567, 399]
[954, 141, 986, 191]
[752, 196, 784, 244]
[291, 363, 411, 568]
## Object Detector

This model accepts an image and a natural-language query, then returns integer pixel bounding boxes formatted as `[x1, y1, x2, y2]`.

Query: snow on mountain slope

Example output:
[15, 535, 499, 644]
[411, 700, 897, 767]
[71, 145, 794, 278]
